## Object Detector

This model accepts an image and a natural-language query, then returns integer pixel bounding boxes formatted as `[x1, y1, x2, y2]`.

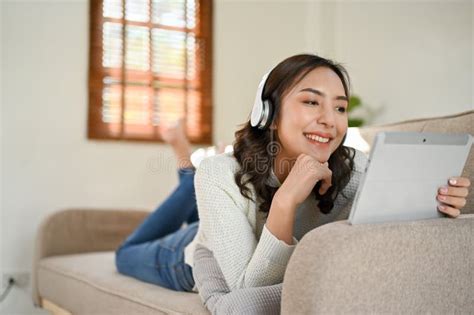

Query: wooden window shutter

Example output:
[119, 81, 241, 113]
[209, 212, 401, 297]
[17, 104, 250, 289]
[88, 0, 213, 144]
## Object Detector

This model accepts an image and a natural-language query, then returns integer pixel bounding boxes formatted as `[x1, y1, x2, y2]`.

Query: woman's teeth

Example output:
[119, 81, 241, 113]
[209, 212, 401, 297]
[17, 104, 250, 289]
[304, 134, 330, 143]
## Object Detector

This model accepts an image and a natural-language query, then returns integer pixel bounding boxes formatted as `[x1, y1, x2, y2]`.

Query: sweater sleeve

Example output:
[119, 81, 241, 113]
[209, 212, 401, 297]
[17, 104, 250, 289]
[194, 156, 296, 290]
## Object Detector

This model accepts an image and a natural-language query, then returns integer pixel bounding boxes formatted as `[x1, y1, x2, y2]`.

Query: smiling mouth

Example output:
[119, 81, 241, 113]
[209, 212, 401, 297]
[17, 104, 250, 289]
[303, 133, 331, 144]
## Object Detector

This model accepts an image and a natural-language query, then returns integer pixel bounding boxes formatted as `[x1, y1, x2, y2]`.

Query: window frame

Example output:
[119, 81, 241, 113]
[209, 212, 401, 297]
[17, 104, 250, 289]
[87, 0, 213, 144]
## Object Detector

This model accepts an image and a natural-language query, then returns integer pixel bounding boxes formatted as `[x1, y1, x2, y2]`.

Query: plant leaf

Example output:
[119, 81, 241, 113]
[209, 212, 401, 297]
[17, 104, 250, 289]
[349, 118, 364, 127]
[349, 95, 362, 112]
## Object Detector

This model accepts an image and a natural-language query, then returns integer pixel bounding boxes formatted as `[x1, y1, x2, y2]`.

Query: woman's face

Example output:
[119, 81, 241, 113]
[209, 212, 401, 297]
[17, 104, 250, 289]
[275, 66, 349, 164]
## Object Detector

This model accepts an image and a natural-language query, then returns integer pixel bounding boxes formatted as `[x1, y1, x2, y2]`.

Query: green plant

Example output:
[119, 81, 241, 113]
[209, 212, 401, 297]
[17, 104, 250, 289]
[348, 95, 365, 127]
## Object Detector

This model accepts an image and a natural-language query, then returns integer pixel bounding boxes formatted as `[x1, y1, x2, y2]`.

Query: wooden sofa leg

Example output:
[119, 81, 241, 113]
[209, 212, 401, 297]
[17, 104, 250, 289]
[41, 298, 72, 315]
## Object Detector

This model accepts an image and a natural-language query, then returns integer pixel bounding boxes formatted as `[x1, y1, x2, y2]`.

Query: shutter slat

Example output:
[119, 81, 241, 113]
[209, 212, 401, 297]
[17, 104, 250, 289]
[125, 25, 150, 71]
[125, 0, 149, 22]
[103, 0, 123, 19]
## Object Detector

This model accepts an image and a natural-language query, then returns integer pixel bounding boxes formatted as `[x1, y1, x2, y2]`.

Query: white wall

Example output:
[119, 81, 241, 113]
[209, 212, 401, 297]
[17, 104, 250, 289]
[214, 0, 311, 143]
[332, 0, 473, 124]
[1, 0, 472, 313]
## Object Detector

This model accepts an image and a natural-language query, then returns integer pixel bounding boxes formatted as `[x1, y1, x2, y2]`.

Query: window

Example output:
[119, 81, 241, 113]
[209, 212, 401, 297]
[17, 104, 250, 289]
[88, 0, 213, 144]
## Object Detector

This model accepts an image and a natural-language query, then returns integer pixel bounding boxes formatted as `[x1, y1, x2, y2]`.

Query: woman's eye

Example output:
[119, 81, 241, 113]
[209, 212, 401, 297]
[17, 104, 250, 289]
[337, 107, 347, 113]
[304, 100, 318, 106]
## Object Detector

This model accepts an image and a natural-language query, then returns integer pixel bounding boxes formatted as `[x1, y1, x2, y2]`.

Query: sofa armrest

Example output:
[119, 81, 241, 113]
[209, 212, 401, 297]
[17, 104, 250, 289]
[32, 208, 149, 306]
[282, 214, 474, 314]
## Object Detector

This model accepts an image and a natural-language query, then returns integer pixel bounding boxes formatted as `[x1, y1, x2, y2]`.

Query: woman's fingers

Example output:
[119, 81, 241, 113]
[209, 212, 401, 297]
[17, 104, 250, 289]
[436, 176, 471, 218]
[316, 161, 332, 195]
[437, 205, 461, 218]
[437, 194, 467, 209]
[438, 186, 469, 198]
[296, 155, 332, 195]
[448, 177, 471, 187]
[319, 177, 332, 195]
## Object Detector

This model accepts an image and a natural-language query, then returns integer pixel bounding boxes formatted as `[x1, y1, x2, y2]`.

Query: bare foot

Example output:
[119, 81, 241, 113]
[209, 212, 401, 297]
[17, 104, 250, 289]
[216, 141, 226, 154]
[159, 119, 193, 169]
[160, 119, 188, 145]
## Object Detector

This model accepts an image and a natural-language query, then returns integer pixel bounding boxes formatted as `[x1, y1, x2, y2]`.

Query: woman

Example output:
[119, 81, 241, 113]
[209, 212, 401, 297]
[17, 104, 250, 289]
[116, 54, 470, 306]
[190, 53, 471, 292]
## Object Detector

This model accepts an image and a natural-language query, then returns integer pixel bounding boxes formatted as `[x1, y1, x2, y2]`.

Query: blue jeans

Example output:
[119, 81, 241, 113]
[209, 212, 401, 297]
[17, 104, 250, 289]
[115, 168, 199, 292]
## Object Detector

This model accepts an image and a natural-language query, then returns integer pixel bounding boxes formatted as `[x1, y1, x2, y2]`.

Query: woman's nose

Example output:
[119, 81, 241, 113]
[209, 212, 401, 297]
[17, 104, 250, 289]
[317, 105, 335, 128]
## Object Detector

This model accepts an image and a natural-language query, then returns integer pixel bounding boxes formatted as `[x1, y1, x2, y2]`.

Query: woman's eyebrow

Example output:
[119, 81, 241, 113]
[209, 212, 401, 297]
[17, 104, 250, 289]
[299, 88, 348, 102]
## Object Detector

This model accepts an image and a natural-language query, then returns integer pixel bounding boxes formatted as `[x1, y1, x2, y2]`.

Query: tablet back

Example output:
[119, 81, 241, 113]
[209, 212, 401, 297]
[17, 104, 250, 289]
[349, 132, 472, 224]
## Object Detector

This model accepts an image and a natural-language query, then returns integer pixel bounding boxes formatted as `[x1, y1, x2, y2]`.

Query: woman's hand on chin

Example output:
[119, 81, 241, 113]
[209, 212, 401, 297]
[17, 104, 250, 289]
[275, 153, 332, 209]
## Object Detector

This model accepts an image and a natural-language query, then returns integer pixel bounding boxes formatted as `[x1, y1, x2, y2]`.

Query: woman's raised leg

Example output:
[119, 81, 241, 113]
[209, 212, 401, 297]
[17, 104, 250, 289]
[119, 167, 197, 247]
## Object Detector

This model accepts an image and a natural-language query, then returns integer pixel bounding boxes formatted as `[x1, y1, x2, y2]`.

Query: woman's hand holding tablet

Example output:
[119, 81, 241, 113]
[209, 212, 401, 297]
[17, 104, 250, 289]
[437, 176, 471, 218]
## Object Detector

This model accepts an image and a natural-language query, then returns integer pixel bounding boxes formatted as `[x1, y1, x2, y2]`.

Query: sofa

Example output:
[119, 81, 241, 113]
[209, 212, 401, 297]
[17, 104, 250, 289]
[32, 110, 474, 314]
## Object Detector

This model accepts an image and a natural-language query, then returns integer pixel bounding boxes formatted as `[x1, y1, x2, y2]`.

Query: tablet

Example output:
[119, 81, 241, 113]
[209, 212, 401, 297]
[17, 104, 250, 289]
[348, 131, 473, 225]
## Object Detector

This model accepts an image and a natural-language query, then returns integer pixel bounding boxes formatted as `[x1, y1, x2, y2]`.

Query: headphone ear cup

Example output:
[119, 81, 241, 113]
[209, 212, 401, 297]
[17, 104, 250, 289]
[250, 98, 264, 128]
[251, 72, 271, 128]
[259, 100, 273, 129]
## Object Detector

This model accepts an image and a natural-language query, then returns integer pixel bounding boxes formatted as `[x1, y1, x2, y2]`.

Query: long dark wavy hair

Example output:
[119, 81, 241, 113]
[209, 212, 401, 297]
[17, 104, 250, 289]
[233, 54, 356, 216]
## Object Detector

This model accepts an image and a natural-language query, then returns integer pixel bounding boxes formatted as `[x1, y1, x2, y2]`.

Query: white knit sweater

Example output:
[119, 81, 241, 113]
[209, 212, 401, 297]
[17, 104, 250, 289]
[184, 148, 368, 291]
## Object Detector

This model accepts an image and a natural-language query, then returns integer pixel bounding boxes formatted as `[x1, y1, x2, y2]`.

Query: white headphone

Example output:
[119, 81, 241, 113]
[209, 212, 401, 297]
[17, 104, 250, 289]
[250, 71, 273, 129]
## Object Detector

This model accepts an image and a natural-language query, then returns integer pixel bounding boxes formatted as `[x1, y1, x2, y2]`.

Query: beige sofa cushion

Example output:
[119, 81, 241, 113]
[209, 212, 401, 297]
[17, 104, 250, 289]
[282, 214, 474, 314]
[38, 251, 208, 315]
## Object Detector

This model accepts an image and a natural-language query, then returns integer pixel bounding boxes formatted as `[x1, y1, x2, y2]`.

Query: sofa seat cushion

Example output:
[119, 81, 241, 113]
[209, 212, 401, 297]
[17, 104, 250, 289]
[38, 251, 209, 315]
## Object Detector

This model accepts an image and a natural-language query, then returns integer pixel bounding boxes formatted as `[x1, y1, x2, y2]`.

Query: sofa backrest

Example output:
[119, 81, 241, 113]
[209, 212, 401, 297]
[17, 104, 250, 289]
[359, 110, 473, 213]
